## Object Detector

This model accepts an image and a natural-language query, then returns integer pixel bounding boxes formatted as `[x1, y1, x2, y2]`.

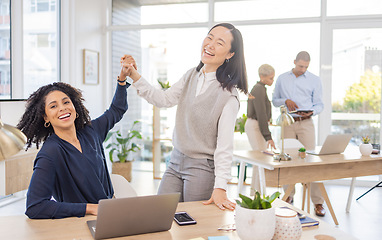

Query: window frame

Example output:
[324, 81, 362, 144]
[8, 0, 60, 100]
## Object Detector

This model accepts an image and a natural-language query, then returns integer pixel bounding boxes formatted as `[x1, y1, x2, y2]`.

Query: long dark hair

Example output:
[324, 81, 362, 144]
[197, 23, 248, 94]
[17, 82, 91, 150]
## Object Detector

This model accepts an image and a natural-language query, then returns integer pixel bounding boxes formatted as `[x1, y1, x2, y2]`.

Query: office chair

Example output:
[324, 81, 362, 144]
[110, 174, 137, 198]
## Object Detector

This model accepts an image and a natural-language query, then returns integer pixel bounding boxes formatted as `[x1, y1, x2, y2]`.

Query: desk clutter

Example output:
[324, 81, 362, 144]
[280, 206, 320, 228]
[189, 205, 319, 240]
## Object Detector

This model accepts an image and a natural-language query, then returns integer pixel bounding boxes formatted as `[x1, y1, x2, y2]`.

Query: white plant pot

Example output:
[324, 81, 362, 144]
[359, 143, 373, 156]
[235, 205, 275, 240]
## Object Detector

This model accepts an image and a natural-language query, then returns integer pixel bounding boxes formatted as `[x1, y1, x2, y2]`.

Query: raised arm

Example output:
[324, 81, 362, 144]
[121, 54, 186, 108]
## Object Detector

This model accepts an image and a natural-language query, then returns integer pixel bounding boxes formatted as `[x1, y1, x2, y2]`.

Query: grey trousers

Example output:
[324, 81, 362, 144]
[157, 148, 215, 202]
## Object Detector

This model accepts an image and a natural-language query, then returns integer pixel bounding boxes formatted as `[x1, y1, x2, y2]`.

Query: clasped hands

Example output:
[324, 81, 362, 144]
[119, 55, 141, 82]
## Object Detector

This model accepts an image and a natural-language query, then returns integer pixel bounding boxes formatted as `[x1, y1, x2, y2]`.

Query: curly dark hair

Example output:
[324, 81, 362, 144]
[17, 82, 91, 150]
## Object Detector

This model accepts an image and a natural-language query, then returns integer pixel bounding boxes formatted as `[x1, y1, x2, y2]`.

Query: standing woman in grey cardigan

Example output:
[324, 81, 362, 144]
[245, 64, 276, 192]
[122, 23, 248, 210]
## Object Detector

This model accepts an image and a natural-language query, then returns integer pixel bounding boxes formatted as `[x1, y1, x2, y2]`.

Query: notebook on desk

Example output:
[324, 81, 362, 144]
[87, 193, 180, 240]
[306, 134, 352, 155]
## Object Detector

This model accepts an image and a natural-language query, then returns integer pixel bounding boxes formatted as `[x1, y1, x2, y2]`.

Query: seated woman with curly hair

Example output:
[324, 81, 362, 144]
[17, 63, 131, 219]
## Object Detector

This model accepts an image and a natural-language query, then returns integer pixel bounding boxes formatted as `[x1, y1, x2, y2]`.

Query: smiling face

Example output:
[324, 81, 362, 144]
[44, 90, 77, 133]
[201, 26, 235, 72]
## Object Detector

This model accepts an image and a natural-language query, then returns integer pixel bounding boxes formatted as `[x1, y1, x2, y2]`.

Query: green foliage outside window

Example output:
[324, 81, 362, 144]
[332, 70, 381, 113]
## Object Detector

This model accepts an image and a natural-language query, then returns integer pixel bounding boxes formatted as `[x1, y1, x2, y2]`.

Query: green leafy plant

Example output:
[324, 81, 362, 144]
[105, 121, 143, 163]
[362, 136, 370, 144]
[298, 147, 306, 152]
[236, 191, 280, 209]
[158, 79, 170, 89]
[235, 114, 247, 134]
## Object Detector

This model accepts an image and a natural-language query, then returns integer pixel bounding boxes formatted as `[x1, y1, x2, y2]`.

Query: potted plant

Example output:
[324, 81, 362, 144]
[298, 147, 306, 158]
[157, 79, 170, 89]
[359, 136, 372, 156]
[235, 191, 280, 240]
[105, 120, 142, 181]
[235, 114, 247, 134]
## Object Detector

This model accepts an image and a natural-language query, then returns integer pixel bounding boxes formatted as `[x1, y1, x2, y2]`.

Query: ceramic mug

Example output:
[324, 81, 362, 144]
[273, 207, 302, 240]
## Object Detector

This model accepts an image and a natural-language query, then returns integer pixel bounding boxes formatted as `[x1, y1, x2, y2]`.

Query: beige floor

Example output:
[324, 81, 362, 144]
[1, 169, 380, 240]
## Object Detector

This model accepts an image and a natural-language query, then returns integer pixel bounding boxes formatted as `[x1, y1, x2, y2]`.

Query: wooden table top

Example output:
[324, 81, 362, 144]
[234, 146, 382, 170]
[0, 199, 357, 240]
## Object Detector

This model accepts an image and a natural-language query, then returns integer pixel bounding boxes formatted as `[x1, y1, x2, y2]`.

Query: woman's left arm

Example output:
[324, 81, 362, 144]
[203, 96, 239, 210]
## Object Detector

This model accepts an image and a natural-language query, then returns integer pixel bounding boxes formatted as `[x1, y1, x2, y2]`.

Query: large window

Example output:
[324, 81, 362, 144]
[0, 0, 59, 100]
[331, 28, 382, 145]
[327, 0, 382, 16]
[23, 0, 59, 98]
[110, 0, 382, 179]
[215, 0, 320, 21]
[0, 0, 10, 99]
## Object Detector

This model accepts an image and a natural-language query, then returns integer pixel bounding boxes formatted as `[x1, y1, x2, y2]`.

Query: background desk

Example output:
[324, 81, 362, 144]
[0, 199, 356, 240]
[234, 148, 382, 224]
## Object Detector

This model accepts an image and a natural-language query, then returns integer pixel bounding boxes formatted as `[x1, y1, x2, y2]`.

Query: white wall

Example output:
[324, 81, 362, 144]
[1, 0, 112, 125]
[63, 0, 112, 119]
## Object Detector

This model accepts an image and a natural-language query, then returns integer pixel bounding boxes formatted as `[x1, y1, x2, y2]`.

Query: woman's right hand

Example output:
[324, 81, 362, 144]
[267, 139, 276, 150]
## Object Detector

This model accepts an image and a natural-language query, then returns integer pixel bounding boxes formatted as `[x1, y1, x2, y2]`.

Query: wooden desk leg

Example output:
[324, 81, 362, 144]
[237, 161, 246, 196]
[346, 177, 356, 213]
[302, 184, 307, 211]
[282, 184, 295, 201]
[307, 183, 311, 214]
[258, 167, 267, 196]
[317, 182, 339, 225]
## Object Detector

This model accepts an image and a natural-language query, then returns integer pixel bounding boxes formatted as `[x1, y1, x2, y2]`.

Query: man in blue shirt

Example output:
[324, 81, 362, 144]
[272, 51, 325, 216]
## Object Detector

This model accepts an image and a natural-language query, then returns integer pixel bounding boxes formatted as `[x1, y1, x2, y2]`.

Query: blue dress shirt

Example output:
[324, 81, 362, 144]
[272, 70, 324, 116]
[25, 84, 129, 219]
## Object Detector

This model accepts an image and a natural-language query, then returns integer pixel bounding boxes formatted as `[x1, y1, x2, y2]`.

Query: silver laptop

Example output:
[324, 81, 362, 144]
[87, 193, 180, 240]
[306, 134, 352, 155]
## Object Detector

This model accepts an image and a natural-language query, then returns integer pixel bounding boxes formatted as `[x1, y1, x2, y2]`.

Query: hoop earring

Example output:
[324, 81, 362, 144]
[226, 59, 230, 63]
[44, 122, 50, 128]
[76, 113, 79, 119]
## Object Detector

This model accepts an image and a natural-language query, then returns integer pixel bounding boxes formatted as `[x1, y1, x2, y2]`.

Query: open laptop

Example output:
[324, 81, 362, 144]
[306, 134, 352, 155]
[87, 193, 180, 240]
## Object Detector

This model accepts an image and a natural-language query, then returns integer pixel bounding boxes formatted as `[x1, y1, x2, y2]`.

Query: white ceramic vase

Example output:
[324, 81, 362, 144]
[273, 208, 302, 240]
[235, 205, 276, 240]
[359, 143, 373, 156]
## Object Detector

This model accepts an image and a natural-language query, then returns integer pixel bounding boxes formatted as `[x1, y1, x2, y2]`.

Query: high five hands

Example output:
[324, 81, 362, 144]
[120, 55, 141, 82]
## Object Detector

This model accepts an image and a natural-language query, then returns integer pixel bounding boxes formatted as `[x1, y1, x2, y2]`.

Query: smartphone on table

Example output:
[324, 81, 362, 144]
[174, 211, 197, 225]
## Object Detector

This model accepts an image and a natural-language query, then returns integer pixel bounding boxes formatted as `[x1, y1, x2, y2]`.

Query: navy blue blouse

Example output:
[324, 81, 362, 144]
[25, 84, 129, 219]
